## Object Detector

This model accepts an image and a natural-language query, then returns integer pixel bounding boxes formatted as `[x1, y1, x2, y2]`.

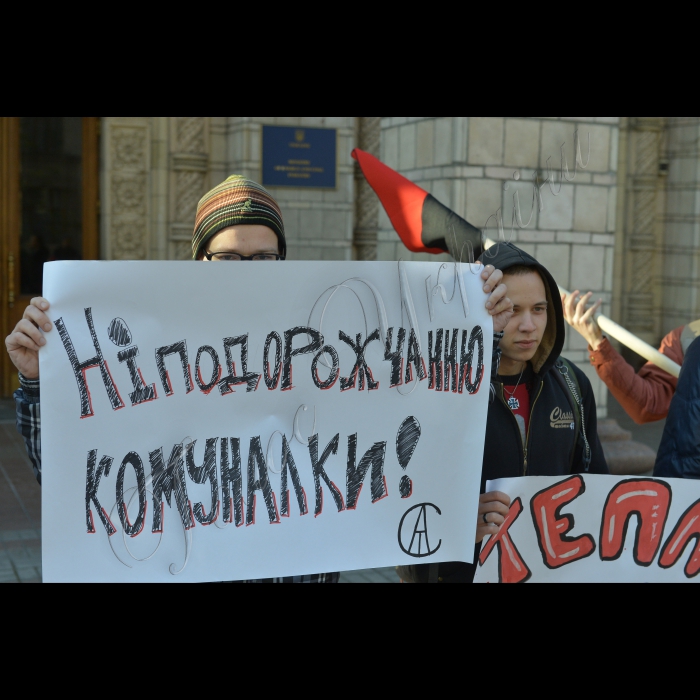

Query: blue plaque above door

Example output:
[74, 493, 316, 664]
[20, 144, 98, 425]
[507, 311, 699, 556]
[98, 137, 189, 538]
[262, 125, 337, 189]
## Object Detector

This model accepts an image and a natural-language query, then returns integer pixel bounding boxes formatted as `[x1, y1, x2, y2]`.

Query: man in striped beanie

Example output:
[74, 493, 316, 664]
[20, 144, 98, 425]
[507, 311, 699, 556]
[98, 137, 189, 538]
[5, 173, 342, 585]
[192, 175, 287, 262]
[194, 176, 340, 583]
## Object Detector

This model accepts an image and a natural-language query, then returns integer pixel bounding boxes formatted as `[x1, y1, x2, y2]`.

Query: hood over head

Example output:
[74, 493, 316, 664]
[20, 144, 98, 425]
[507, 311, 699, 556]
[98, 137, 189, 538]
[480, 242, 565, 376]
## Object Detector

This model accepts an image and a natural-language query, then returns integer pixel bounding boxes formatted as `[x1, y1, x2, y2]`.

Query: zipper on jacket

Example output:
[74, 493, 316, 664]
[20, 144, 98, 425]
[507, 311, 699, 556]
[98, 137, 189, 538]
[499, 381, 544, 477]
[524, 382, 544, 476]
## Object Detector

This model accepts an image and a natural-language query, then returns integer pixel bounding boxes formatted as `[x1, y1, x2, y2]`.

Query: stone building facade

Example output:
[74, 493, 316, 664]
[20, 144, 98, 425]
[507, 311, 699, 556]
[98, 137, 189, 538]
[101, 117, 361, 264]
[97, 116, 700, 418]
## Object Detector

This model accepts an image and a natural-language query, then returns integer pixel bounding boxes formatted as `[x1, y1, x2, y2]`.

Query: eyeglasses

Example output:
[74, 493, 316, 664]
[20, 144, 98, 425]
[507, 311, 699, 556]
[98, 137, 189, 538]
[204, 252, 283, 262]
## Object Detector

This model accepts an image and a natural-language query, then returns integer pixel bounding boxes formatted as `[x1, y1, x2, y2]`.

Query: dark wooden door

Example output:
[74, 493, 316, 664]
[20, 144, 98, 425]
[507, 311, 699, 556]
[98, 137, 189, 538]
[1, 117, 100, 398]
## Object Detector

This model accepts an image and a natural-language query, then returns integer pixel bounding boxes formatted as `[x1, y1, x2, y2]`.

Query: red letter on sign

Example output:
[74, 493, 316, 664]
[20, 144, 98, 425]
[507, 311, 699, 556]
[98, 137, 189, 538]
[659, 499, 700, 579]
[479, 498, 532, 585]
[530, 475, 596, 569]
[600, 479, 672, 566]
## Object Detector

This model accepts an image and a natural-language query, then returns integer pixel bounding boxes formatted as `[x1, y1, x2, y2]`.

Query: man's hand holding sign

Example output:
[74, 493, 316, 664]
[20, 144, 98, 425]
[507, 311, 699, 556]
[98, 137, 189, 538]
[5, 297, 52, 381]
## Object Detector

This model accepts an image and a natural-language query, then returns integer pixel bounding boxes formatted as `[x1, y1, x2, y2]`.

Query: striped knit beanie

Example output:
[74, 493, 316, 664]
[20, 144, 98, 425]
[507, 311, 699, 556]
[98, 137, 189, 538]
[192, 175, 286, 260]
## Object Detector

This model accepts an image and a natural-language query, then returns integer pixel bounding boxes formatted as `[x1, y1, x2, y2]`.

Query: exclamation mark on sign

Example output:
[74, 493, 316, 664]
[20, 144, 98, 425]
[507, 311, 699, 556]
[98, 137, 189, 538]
[397, 417, 422, 499]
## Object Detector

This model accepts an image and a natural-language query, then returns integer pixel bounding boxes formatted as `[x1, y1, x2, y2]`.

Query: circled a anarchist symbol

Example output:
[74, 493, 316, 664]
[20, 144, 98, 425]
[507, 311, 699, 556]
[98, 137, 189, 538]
[398, 503, 442, 558]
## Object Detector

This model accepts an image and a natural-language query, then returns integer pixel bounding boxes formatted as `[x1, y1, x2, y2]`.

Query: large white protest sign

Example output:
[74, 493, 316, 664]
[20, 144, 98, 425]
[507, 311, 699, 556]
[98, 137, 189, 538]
[41, 261, 492, 583]
[474, 475, 700, 583]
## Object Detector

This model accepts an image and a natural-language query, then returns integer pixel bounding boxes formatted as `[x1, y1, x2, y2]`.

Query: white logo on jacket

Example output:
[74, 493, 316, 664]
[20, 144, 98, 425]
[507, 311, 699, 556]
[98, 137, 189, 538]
[551, 407, 575, 430]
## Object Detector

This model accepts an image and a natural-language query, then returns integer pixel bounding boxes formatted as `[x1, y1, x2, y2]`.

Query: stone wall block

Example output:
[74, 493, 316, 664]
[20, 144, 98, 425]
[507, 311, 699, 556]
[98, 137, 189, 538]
[102, 118, 152, 261]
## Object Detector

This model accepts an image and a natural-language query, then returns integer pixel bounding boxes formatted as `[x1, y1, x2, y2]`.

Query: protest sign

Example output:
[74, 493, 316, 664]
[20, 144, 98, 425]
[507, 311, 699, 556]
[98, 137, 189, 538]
[41, 261, 492, 583]
[475, 475, 700, 583]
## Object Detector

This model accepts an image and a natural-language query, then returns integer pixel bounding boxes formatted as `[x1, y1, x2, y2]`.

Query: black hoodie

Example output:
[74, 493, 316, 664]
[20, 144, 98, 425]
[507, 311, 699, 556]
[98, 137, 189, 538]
[481, 243, 608, 483]
[404, 243, 608, 583]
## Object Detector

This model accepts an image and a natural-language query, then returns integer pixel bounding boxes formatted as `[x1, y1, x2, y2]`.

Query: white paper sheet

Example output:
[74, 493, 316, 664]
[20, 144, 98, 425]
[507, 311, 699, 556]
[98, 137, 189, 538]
[475, 475, 700, 583]
[41, 261, 492, 583]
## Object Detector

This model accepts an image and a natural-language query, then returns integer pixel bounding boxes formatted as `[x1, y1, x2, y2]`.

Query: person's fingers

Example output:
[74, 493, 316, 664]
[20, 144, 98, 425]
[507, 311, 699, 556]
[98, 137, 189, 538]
[480, 511, 507, 527]
[30, 297, 50, 312]
[575, 292, 594, 322]
[562, 294, 573, 322]
[12, 319, 46, 348]
[564, 291, 580, 322]
[480, 265, 496, 283]
[486, 283, 508, 310]
[483, 269, 503, 294]
[476, 523, 502, 543]
[479, 501, 510, 519]
[489, 297, 513, 317]
[580, 299, 603, 324]
[23, 305, 52, 332]
[480, 491, 512, 507]
[6, 330, 42, 354]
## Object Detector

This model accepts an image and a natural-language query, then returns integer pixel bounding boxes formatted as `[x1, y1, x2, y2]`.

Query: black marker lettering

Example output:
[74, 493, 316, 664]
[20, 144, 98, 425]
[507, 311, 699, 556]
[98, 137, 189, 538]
[247, 437, 280, 525]
[312, 346, 340, 390]
[280, 436, 309, 517]
[56, 309, 125, 418]
[186, 439, 220, 526]
[428, 330, 444, 391]
[155, 342, 194, 397]
[282, 327, 324, 391]
[219, 335, 261, 395]
[443, 329, 459, 393]
[460, 327, 485, 395]
[340, 330, 380, 391]
[346, 435, 388, 510]
[221, 438, 244, 527]
[116, 452, 147, 538]
[149, 444, 194, 533]
[108, 318, 132, 347]
[384, 327, 406, 389]
[263, 332, 283, 390]
[309, 434, 345, 516]
[195, 346, 222, 395]
[118, 345, 158, 406]
[405, 329, 427, 385]
[85, 450, 117, 536]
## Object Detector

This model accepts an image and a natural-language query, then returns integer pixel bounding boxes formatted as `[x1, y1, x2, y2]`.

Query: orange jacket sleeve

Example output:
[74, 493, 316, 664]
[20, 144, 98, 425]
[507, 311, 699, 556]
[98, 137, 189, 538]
[589, 328, 684, 425]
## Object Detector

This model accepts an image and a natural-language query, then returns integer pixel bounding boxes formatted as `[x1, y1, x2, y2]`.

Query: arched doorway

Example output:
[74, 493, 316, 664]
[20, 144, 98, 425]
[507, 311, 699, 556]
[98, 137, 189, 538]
[1, 117, 100, 398]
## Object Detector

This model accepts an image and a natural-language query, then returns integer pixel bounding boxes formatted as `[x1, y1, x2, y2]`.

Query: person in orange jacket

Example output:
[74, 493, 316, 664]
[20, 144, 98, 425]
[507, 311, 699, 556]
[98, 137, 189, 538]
[562, 291, 700, 425]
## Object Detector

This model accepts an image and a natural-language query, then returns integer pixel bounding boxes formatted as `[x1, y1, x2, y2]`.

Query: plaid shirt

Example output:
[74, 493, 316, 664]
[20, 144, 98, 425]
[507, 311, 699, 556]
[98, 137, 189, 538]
[14, 375, 42, 485]
[241, 573, 340, 584]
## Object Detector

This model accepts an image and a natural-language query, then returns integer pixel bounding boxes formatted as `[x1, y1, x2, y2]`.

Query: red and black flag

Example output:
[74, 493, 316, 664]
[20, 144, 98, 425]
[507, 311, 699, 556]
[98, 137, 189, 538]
[352, 149, 483, 260]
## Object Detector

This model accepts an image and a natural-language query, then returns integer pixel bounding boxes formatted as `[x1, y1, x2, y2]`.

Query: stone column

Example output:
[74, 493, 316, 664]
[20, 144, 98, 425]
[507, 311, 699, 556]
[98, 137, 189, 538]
[661, 117, 700, 333]
[617, 117, 667, 345]
[101, 118, 151, 261]
[168, 117, 210, 260]
[353, 117, 381, 261]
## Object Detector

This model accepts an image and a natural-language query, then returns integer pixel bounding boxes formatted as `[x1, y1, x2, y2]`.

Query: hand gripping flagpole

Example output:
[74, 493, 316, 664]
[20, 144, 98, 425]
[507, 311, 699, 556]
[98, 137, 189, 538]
[483, 239, 681, 379]
[557, 285, 681, 379]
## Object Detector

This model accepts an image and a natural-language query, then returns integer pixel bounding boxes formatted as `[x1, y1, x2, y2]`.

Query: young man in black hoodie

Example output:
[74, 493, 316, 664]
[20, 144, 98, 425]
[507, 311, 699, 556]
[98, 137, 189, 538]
[404, 243, 609, 583]
[348, 154, 610, 583]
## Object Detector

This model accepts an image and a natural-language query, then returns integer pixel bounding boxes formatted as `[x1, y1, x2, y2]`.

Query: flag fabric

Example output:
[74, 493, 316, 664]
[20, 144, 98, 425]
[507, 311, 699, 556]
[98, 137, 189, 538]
[352, 149, 483, 260]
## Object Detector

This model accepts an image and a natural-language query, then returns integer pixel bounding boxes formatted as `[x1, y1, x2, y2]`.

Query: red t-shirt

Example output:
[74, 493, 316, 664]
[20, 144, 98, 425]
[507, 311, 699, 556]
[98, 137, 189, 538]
[508, 383, 531, 441]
